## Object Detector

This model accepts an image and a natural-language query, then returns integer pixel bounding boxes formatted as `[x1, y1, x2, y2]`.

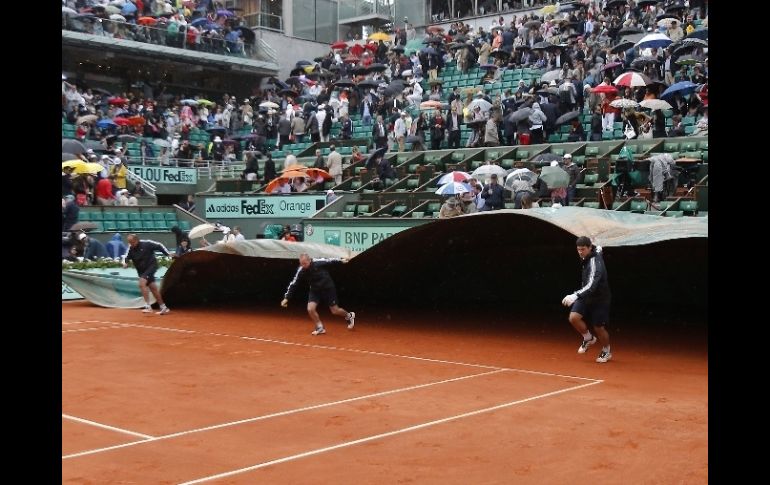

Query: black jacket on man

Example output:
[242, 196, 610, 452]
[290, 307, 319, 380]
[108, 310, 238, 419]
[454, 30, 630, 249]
[575, 245, 611, 304]
[123, 240, 171, 275]
[284, 258, 342, 299]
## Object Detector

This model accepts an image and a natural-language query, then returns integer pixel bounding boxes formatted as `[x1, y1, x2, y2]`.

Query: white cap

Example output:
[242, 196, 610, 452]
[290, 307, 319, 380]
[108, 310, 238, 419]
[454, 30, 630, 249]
[77, 233, 87, 241]
[563, 153, 572, 159]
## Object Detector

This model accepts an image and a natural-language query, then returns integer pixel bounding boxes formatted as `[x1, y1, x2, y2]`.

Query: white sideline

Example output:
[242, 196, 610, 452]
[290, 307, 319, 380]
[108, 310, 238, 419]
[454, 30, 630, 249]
[179, 380, 603, 484]
[62, 414, 154, 439]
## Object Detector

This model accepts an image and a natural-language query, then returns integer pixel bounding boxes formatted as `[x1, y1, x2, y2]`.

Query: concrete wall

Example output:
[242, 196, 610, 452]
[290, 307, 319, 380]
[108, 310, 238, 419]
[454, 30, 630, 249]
[258, 29, 333, 80]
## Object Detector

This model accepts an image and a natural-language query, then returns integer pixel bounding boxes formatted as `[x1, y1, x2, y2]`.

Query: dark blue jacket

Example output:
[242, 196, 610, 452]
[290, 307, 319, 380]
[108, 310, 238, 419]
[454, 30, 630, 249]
[123, 240, 171, 274]
[575, 245, 611, 303]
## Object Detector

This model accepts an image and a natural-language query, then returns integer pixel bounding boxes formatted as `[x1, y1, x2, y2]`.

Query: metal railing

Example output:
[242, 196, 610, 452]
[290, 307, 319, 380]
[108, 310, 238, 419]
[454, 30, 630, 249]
[125, 168, 157, 197]
[242, 12, 283, 32]
[62, 14, 259, 59]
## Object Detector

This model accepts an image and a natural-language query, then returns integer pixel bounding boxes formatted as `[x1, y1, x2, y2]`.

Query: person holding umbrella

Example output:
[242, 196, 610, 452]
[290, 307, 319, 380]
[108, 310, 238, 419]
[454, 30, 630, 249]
[562, 236, 613, 364]
[281, 253, 356, 336]
[481, 173, 505, 211]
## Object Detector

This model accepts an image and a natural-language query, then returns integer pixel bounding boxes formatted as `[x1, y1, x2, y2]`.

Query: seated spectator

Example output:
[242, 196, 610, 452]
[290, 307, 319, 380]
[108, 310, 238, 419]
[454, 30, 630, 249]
[80, 232, 110, 260]
[131, 181, 146, 197]
[439, 197, 464, 219]
[106, 233, 128, 259]
[179, 194, 196, 212]
[281, 225, 297, 241]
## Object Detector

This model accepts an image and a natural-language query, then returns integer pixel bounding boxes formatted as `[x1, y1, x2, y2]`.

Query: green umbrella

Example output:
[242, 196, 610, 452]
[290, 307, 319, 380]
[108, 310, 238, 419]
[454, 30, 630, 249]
[404, 39, 423, 55]
[539, 165, 570, 189]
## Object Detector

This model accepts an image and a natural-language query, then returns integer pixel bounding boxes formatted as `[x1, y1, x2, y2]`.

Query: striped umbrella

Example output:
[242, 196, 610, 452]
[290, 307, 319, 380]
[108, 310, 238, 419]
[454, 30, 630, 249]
[634, 32, 672, 49]
[438, 171, 472, 185]
[613, 71, 652, 87]
[435, 182, 472, 195]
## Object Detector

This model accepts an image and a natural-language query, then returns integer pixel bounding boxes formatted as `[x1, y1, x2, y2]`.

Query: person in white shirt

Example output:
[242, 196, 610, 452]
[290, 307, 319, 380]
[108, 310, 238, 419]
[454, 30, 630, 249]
[394, 112, 407, 152]
[231, 226, 246, 241]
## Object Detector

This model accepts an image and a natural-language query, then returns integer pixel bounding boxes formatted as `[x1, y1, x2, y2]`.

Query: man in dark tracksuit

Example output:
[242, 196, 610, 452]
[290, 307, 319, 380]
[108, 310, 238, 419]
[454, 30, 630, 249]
[561, 236, 613, 363]
[281, 253, 356, 335]
[122, 234, 174, 315]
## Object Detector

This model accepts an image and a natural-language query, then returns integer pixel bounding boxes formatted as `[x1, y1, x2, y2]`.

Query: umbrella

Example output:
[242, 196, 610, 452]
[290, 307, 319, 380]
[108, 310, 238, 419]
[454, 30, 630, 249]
[188, 223, 217, 240]
[180, 99, 199, 106]
[539, 165, 570, 189]
[96, 119, 118, 129]
[435, 182, 471, 195]
[333, 78, 356, 87]
[540, 70, 563, 83]
[610, 41, 635, 54]
[606, 0, 628, 8]
[331, 41, 348, 49]
[465, 119, 487, 130]
[197, 99, 214, 106]
[613, 71, 652, 87]
[368, 32, 390, 42]
[505, 168, 538, 185]
[489, 49, 510, 60]
[661, 80, 698, 98]
[601, 61, 623, 72]
[62, 139, 87, 155]
[621, 32, 646, 44]
[153, 139, 171, 148]
[635, 32, 672, 49]
[259, 101, 280, 109]
[206, 126, 227, 134]
[391, 45, 405, 53]
[637, 0, 660, 7]
[108, 96, 128, 105]
[524, 20, 541, 29]
[438, 171, 472, 185]
[117, 134, 138, 142]
[109, 13, 126, 22]
[617, 26, 644, 37]
[479, 64, 498, 70]
[555, 111, 580, 125]
[471, 164, 507, 180]
[675, 55, 701, 66]
[357, 79, 381, 89]
[401, 69, 413, 77]
[427, 26, 445, 34]
[62, 153, 79, 162]
[137, 16, 157, 25]
[216, 9, 235, 17]
[420, 100, 443, 110]
[367, 63, 388, 73]
[657, 17, 680, 28]
[76, 114, 98, 125]
[592, 85, 619, 95]
[640, 99, 673, 111]
[531, 153, 564, 164]
[683, 28, 708, 41]
[236, 26, 255, 43]
[507, 108, 533, 123]
[468, 99, 492, 112]
[630, 56, 661, 70]
[532, 41, 552, 50]
[364, 147, 387, 168]
[610, 98, 640, 109]
[69, 222, 98, 232]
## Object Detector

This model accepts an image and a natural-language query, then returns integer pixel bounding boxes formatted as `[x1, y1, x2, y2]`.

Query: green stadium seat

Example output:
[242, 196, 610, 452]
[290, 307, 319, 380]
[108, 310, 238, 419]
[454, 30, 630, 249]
[326, 212, 338, 218]
[697, 141, 708, 150]
[657, 200, 673, 211]
[128, 212, 141, 221]
[630, 200, 647, 213]
[572, 155, 585, 166]
[504, 202, 516, 209]
[664, 142, 680, 152]
[583, 201, 600, 209]
[501, 159, 514, 169]
[391, 205, 408, 216]
[103, 221, 118, 231]
[101, 212, 115, 221]
[163, 212, 177, 221]
[680, 200, 698, 215]
[178, 220, 191, 231]
[116, 221, 130, 231]
[351, 180, 362, 190]
[585, 146, 599, 156]
[583, 173, 599, 186]
[516, 150, 529, 160]
[89, 212, 103, 221]
[552, 148, 565, 156]
[356, 205, 370, 215]
[341, 211, 355, 218]
[141, 212, 155, 222]
[406, 178, 419, 189]
[78, 212, 91, 221]
[92, 221, 104, 232]
[426, 203, 441, 215]
[411, 211, 425, 218]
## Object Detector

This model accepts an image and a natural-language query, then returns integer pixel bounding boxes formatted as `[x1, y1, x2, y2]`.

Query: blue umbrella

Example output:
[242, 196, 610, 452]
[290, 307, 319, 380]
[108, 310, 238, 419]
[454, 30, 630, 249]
[684, 28, 708, 41]
[661, 81, 698, 99]
[121, 2, 137, 15]
[96, 119, 118, 129]
[421, 47, 437, 55]
[190, 17, 209, 28]
[216, 9, 235, 17]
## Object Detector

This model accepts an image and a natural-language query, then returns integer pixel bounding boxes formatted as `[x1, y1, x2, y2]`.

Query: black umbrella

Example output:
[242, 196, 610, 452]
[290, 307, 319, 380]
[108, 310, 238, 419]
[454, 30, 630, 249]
[610, 41, 635, 54]
[684, 28, 708, 41]
[206, 126, 227, 134]
[333, 78, 356, 87]
[665, 0, 687, 13]
[289, 67, 305, 77]
[606, 0, 628, 8]
[236, 26, 255, 43]
[278, 88, 299, 97]
[555, 111, 580, 125]
[391, 45, 405, 53]
[367, 63, 387, 72]
[637, 0, 660, 7]
[489, 49, 510, 60]
[350, 65, 369, 75]
[531, 153, 564, 164]
[514, 44, 531, 51]
[357, 79, 381, 89]
[465, 119, 486, 129]
[62, 139, 87, 155]
[70, 222, 98, 232]
[617, 26, 644, 37]
[532, 41, 552, 50]
[92, 87, 112, 96]
[631, 56, 661, 70]
[313, 56, 325, 62]
[117, 134, 138, 142]
[507, 108, 533, 123]
[453, 34, 468, 42]
[364, 147, 387, 169]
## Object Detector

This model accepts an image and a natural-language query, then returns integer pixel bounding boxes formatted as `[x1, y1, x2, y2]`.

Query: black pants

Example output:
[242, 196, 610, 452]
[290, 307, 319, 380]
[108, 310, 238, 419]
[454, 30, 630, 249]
[448, 130, 461, 149]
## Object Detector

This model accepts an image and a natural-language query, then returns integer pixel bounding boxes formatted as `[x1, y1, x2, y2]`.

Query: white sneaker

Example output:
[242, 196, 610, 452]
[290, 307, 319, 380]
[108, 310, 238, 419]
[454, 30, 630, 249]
[156, 307, 170, 315]
[141, 306, 152, 313]
[347, 312, 356, 330]
[577, 335, 597, 354]
[596, 350, 612, 363]
[311, 326, 326, 336]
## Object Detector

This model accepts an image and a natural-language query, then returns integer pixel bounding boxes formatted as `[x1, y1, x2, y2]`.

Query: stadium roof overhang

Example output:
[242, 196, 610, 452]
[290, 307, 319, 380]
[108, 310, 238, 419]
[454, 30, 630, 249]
[62, 30, 278, 76]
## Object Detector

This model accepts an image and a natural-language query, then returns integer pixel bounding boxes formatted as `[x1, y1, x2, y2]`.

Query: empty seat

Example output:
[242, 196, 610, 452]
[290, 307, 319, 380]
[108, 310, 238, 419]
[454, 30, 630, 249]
[89, 212, 103, 221]
[426, 203, 441, 214]
[78, 212, 91, 221]
[356, 205, 370, 215]
[552, 148, 565, 156]
[391, 205, 408, 216]
[141, 212, 155, 221]
[116, 221, 130, 231]
[178, 220, 191, 231]
[103, 221, 118, 231]
[153, 213, 166, 221]
[164, 212, 177, 221]
[516, 150, 529, 160]
[411, 211, 425, 218]
[341, 211, 355, 218]
[101, 212, 115, 221]
[326, 212, 338, 218]
[629, 200, 647, 213]
[583, 173, 599, 186]
[583, 201, 600, 209]
[680, 200, 698, 214]
[501, 159, 514, 169]
[585, 146, 599, 156]
[406, 178, 419, 188]
[128, 212, 141, 221]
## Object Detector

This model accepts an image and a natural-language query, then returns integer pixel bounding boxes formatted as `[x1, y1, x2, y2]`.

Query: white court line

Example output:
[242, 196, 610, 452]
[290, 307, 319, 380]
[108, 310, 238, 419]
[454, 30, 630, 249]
[62, 321, 88, 325]
[62, 414, 154, 440]
[180, 380, 603, 485]
[63, 369, 506, 459]
[86, 320, 597, 381]
[62, 326, 124, 334]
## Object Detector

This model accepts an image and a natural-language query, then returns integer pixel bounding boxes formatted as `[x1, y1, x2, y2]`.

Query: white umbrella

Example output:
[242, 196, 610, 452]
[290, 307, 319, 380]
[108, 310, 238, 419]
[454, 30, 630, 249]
[109, 13, 126, 22]
[471, 164, 507, 181]
[259, 101, 280, 109]
[634, 32, 672, 50]
[188, 223, 216, 239]
[435, 182, 471, 195]
[540, 69, 563, 83]
[610, 98, 640, 109]
[468, 98, 492, 112]
[153, 139, 171, 148]
[506, 168, 538, 183]
[640, 99, 673, 111]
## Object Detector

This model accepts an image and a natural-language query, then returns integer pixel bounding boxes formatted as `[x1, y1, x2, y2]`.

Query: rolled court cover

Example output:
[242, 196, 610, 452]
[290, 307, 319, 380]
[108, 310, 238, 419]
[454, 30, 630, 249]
[64, 209, 707, 308]
[63, 240, 354, 308]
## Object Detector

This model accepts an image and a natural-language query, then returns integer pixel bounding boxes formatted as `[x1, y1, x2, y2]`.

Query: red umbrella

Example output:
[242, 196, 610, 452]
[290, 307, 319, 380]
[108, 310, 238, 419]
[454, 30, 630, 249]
[108, 97, 128, 105]
[137, 16, 158, 26]
[592, 85, 619, 94]
[349, 44, 364, 56]
[427, 26, 445, 34]
[331, 41, 348, 49]
[343, 55, 360, 63]
[364, 43, 378, 52]
[112, 117, 131, 126]
[613, 71, 652, 87]
[128, 116, 146, 126]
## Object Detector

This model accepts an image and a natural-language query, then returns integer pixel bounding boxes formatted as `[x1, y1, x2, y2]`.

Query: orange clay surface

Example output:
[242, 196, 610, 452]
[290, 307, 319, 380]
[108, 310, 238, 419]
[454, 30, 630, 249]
[62, 301, 707, 484]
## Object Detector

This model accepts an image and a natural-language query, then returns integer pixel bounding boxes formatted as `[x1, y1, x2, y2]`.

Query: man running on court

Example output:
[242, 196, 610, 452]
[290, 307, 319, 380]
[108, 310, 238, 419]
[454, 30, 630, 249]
[281, 253, 356, 335]
[562, 236, 612, 363]
[122, 234, 175, 315]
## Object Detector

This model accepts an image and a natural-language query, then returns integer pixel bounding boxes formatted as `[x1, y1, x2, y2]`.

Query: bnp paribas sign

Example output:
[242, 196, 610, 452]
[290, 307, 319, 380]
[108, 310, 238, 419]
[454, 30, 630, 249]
[205, 195, 327, 218]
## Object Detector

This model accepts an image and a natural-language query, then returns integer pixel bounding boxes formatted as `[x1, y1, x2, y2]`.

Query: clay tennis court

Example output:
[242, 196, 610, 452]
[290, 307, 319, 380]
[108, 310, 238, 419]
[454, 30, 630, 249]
[62, 301, 707, 484]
